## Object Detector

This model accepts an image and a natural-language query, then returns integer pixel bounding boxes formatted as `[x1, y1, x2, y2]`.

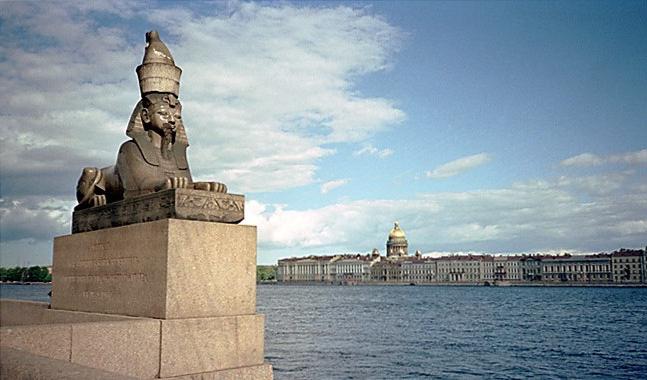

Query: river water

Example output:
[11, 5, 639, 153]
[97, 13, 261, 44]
[2, 283, 646, 379]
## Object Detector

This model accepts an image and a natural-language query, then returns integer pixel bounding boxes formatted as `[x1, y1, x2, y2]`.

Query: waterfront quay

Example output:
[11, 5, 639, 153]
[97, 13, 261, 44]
[277, 223, 647, 286]
[278, 250, 647, 286]
[4, 283, 647, 379]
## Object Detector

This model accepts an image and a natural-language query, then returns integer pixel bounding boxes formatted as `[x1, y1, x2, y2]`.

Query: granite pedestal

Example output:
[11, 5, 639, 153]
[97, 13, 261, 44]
[1, 195, 272, 379]
[52, 218, 256, 319]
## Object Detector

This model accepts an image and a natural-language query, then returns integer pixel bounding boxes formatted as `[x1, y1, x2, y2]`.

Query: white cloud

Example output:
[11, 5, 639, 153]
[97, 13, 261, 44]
[426, 153, 491, 179]
[0, 2, 404, 195]
[422, 249, 596, 258]
[3, 171, 645, 266]
[560, 153, 604, 167]
[156, 3, 405, 192]
[353, 144, 394, 158]
[243, 172, 647, 263]
[560, 149, 647, 167]
[0, 197, 74, 242]
[0, 1, 406, 266]
[320, 179, 350, 194]
[554, 172, 631, 196]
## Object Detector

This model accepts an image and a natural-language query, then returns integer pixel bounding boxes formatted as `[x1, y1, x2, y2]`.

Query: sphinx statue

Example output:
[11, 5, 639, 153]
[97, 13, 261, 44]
[75, 31, 226, 210]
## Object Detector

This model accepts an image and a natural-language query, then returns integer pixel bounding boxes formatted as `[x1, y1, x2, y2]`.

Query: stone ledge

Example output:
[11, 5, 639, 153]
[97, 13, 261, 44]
[1, 312, 267, 379]
[0, 299, 142, 326]
[72, 188, 244, 233]
[1, 324, 72, 361]
[0, 347, 272, 380]
[160, 315, 265, 377]
[1, 319, 161, 378]
[0, 347, 138, 380]
[166, 363, 273, 380]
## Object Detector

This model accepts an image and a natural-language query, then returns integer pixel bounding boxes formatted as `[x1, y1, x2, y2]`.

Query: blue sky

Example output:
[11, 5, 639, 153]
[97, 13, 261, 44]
[1, 1, 645, 266]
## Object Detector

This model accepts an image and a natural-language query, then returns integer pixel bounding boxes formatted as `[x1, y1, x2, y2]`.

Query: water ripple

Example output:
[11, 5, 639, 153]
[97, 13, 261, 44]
[257, 285, 647, 380]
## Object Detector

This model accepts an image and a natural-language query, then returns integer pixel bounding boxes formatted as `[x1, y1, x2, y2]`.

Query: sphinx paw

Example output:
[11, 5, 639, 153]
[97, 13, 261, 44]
[165, 177, 190, 189]
[90, 194, 106, 207]
[210, 182, 227, 193]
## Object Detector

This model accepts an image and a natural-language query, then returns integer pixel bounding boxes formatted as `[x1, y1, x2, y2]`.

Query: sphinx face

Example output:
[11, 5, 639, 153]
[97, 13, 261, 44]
[143, 98, 183, 138]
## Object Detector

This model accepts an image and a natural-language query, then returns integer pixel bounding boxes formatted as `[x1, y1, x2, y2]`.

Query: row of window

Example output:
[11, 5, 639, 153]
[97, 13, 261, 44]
[281, 259, 644, 278]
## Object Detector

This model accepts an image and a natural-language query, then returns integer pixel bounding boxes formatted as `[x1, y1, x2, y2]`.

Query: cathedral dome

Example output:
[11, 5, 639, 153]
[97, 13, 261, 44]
[388, 222, 406, 240]
[386, 221, 408, 258]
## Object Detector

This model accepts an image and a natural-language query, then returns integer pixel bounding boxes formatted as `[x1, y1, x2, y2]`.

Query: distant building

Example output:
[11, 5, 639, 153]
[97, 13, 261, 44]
[401, 253, 436, 284]
[333, 254, 375, 283]
[371, 259, 401, 282]
[611, 249, 646, 283]
[437, 255, 483, 282]
[541, 254, 612, 283]
[519, 256, 542, 281]
[386, 222, 408, 258]
[277, 254, 380, 283]
[276, 255, 335, 282]
[491, 255, 522, 281]
[276, 223, 645, 285]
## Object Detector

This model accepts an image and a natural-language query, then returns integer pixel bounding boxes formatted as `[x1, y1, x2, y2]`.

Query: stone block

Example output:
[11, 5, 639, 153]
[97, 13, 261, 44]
[0, 346, 139, 380]
[72, 188, 244, 233]
[168, 362, 274, 380]
[51, 218, 257, 319]
[159, 314, 265, 378]
[0, 300, 139, 326]
[1, 299, 50, 326]
[1, 324, 71, 361]
[71, 319, 160, 378]
[164, 220, 256, 318]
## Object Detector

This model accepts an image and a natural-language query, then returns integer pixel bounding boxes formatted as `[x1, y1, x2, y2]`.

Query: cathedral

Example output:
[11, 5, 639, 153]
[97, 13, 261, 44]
[386, 221, 408, 258]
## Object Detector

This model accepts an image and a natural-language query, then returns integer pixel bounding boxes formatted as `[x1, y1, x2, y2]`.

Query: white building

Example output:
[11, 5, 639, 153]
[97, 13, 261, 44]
[611, 249, 646, 283]
[541, 254, 611, 283]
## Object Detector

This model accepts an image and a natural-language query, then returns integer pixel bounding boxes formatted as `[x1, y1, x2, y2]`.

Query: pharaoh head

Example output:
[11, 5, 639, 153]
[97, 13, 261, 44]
[126, 31, 188, 146]
[142, 93, 181, 135]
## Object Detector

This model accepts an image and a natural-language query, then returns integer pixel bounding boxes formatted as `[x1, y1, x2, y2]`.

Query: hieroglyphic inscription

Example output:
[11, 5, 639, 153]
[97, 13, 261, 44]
[72, 188, 244, 233]
[177, 194, 244, 211]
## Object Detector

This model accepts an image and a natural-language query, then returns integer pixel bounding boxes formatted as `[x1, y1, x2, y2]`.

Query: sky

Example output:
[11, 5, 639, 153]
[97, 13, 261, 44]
[1, 0, 646, 266]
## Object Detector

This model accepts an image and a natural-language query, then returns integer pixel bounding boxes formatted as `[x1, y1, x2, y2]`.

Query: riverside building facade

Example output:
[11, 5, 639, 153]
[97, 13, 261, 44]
[276, 223, 646, 285]
[612, 249, 646, 283]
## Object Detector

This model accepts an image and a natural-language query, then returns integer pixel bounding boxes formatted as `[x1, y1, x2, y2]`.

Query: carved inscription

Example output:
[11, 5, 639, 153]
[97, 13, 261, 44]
[65, 256, 139, 274]
[72, 188, 244, 233]
[177, 194, 244, 211]
[55, 251, 149, 304]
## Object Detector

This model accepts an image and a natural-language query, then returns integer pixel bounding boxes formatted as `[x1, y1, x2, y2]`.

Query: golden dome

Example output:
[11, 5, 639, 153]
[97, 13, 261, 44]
[388, 221, 406, 240]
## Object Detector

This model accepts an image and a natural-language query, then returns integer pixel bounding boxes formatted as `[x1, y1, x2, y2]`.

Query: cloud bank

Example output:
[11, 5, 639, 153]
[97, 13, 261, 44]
[0, 2, 404, 197]
[0, 2, 406, 265]
[1, 2, 645, 267]
[245, 173, 647, 261]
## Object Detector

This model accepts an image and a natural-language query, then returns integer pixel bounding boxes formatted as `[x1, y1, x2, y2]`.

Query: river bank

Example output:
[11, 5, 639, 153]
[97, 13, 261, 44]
[268, 280, 647, 287]
[3, 283, 647, 379]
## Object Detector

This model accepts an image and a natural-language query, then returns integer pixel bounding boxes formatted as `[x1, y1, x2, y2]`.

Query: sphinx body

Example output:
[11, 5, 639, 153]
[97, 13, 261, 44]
[75, 31, 226, 210]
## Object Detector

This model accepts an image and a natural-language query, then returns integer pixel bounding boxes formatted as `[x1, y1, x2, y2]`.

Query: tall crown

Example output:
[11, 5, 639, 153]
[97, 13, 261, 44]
[136, 31, 182, 97]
